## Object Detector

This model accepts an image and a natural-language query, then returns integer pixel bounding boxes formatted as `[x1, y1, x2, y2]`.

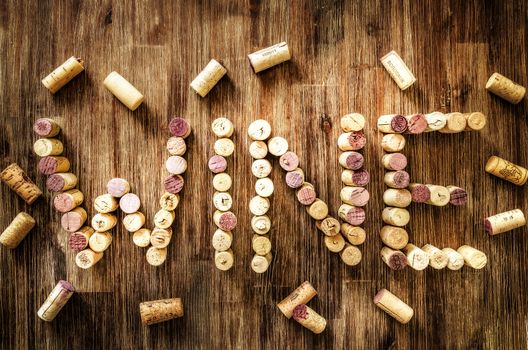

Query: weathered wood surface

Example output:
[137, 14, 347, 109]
[1, 0, 527, 349]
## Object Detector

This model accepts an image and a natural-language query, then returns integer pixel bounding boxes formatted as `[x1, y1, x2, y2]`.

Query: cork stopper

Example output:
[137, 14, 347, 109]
[61, 207, 88, 232]
[252, 159, 272, 178]
[117, 193, 140, 214]
[340, 187, 370, 207]
[247, 119, 272, 141]
[285, 168, 305, 189]
[33, 118, 61, 138]
[169, 117, 192, 138]
[377, 114, 408, 134]
[338, 204, 366, 225]
[439, 112, 466, 133]
[214, 138, 235, 157]
[403, 244, 429, 270]
[382, 153, 407, 171]
[211, 117, 234, 138]
[123, 212, 146, 232]
[409, 183, 431, 203]
[341, 169, 370, 187]
[0, 212, 36, 249]
[338, 131, 367, 151]
[384, 170, 410, 189]
[255, 177, 274, 197]
[279, 152, 300, 171]
[251, 215, 271, 235]
[484, 209, 526, 235]
[75, 249, 103, 269]
[34, 138, 64, 156]
[37, 280, 75, 321]
[103, 71, 144, 111]
[447, 186, 467, 206]
[251, 253, 272, 273]
[252, 234, 272, 255]
[154, 209, 175, 229]
[166, 156, 187, 175]
[464, 112, 487, 131]
[340, 244, 362, 266]
[404, 114, 427, 134]
[213, 210, 238, 231]
[248, 42, 291, 73]
[249, 141, 268, 159]
[292, 304, 327, 334]
[249, 196, 270, 215]
[442, 248, 465, 270]
[69, 226, 94, 251]
[212, 229, 233, 251]
[132, 228, 151, 247]
[381, 133, 406, 152]
[485, 72, 526, 104]
[164, 174, 185, 194]
[46, 173, 78, 192]
[150, 227, 173, 248]
[213, 173, 232, 192]
[316, 216, 341, 236]
[485, 156, 528, 186]
[91, 213, 117, 232]
[373, 289, 413, 324]
[379, 225, 409, 250]
[53, 189, 84, 212]
[267, 136, 289, 156]
[277, 281, 317, 318]
[380, 246, 408, 270]
[146, 246, 167, 266]
[383, 189, 412, 208]
[340, 224, 366, 245]
[88, 231, 113, 252]
[38, 156, 70, 175]
[425, 185, 450, 206]
[41, 56, 84, 93]
[323, 234, 345, 253]
[215, 249, 234, 271]
[166, 137, 187, 156]
[190, 59, 227, 97]
[339, 151, 365, 170]
[106, 178, 130, 197]
[296, 183, 317, 205]
[457, 245, 487, 269]
[213, 192, 233, 212]
[0, 163, 42, 204]
[424, 112, 447, 132]
[160, 192, 180, 211]
[306, 199, 329, 220]
[208, 155, 228, 174]
[341, 113, 365, 132]
[380, 51, 416, 90]
[140, 298, 183, 325]
[382, 207, 410, 227]
[422, 244, 448, 269]
[94, 193, 119, 213]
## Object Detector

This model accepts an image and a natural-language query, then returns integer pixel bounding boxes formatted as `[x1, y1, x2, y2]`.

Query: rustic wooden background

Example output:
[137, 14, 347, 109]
[1, 0, 527, 349]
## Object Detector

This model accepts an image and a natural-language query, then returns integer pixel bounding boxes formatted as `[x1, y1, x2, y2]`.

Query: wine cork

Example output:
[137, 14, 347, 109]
[267, 137, 289, 156]
[212, 173, 232, 192]
[338, 204, 366, 225]
[341, 113, 366, 132]
[248, 119, 272, 141]
[123, 212, 146, 232]
[485, 156, 528, 186]
[457, 245, 487, 269]
[403, 244, 429, 271]
[340, 243, 362, 266]
[69, 226, 94, 251]
[211, 117, 234, 138]
[190, 59, 227, 97]
[140, 298, 184, 325]
[37, 280, 75, 322]
[384, 171, 410, 189]
[213, 210, 238, 231]
[306, 199, 329, 220]
[213, 191, 233, 211]
[484, 209, 526, 235]
[91, 213, 117, 232]
[285, 168, 305, 189]
[324, 234, 345, 253]
[42, 56, 84, 93]
[53, 189, 84, 212]
[61, 207, 87, 232]
[422, 244, 448, 269]
[212, 229, 233, 251]
[214, 138, 235, 157]
[88, 231, 113, 253]
[248, 42, 291, 73]
[166, 137, 187, 156]
[341, 169, 370, 186]
[447, 186, 467, 206]
[75, 249, 103, 269]
[373, 289, 413, 324]
[132, 228, 151, 247]
[33, 118, 61, 137]
[150, 227, 173, 248]
[249, 141, 268, 159]
[380, 51, 416, 90]
[292, 304, 327, 334]
[340, 187, 370, 207]
[404, 114, 427, 134]
[33, 138, 64, 157]
[169, 117, 192, 138]
[464, 112, 487, 131]
[208, 155, 228, 174]
[251, 215, 271, 235]
[103, 71, 144, 111]
[379, 225, 408, 250]
[339, 151, 364, 170]
[381, 246, 408, 270]
[442, 248, 465, 271]
[409, 183, 431, 203]
[164, 174, 185, 194]
[340, 224, 366, 245]
[255, 177, 274, 197]
[424, 111, 447, 132]
[166, 156, 187, 175]
[46, 173, 78, 192]
[251, 253, 272, 273]
[0, 212, 36, 248]
[485, 72, 526, 104]
[160, 192, 180, 211]
[382, 207, 410, 227]
[377, 114, 408, 134]
[383, 189, 412, 208]
[382, 153, 407, 171]
[252, 159, 272, 178]
[249, 196, 270, 215]
[439, 112, 466, 133]
[381, 133, 406, 152]
[279, 151, 300, 171]
[252, 234, 272, 255]
[106, 178, 130, 197]
[215, 249, 234, 271]
[296, 183, 317, 205]
[94, 193, 119, 213]
[316, 216, 341, 236]
[425, 185, 450, 206]
[146, 246, 167, 266]
[38, 156, 70, 175]
[338, 131, 367, 151]
[277, 281, 317, 318]
[154, 209, 175, 229]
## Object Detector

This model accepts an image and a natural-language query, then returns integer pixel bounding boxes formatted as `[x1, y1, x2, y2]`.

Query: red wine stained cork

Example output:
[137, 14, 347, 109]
[292, 304, 327, 334]
[340, 224, 366, 245]
[75, 249, 103, 269]
[340, 186, 370, 207]
[338, 151, 364, 170]
[382, 207, 410, 227]
[457, 245, 487, 269]
[251, 253, 272, 273]
[403, 244, 429, 271]
[208, 155, 227, 173]
[380, 51, 416, 90]
[146, 246, 167, 266]
[337, 131, 367, 151]
[160, 192, 180, 211]
[249, 141, 268, 159]
[42, 56, 84, 93]
[0, 212, 35, 249]
[214, 138, 235, 157]
[249, 196, 270, 215]
[215, 249, 234, 271]
[285, 168, 305, 189]
[61, 207, 87, 232]
[485, 156, 528, 186]
[248, 42, 291, 73]
[169, 117, 191, 138]
[464, 112, 487, 131]
[315, 216, 341, 236]
[211, 117, 234, 138]
[133, 228, 151, 248]
[379, 225, 408, 250]
[484, 209, 526, 235]
[340, 243, 362, 266]
[383, 189, 412, 208]
[324, 234, 346, 252]
[277, 281, 317, 319]
[213, 210, 238, 231]
[486, 72, 526, 104]
[255, 177, 274, 197]
[68, 226, 94, 251]
[447, 186, 467, 206]
[33, 118, 61, 138]
[212, 229, 233, 251]
[164, 175, 185, 194]
[53, 189, 84, 212]
[37, 280, 75, 322]
[166, 136, 187, 156]
[140, 298, 184, 325]
[442, 248, 465, 270]
[94, 193, 119, 213]
[425, 185, 450, 206]
[341, 169, 370, 186]
[377, 114, 408, 133]
[306, 199, 329, 220]
[405, 114, 427, 134]
[123, 212, 146, 232]
[422, 244, 448, 269]
[150, 227, 173, 248]
[338, 204, 365, 225]
[267, 136, 289, 156]
[279, 151, 300, 171]
[89, 231, 113, 252]
[166, 156, 187, 175]
[106, 178, 130, 197]
[38, 156, 70, 175]
[380, 246, 408, 270]
[33, 138, 64, 157]
[251, 215, 271, 235]
[296, 183, 317, 206]
[190, 59, 227, 97]
[384, 170, 410, 189]
[0, 163, 42, 204]
[154, 209, 175, 229]
[382, 153, 407, 171]
[213, 173, 232, 191]
[252, 159, 272, 178]
[409, 183, 431, 203]
[46, 173, 78, 192]
[424, 111, 447, 132]
[341, 113, 366, 132]
[252, 234, 272, 255]
[119, 193, 141, 213]
[374, 289, 413, 324]
[103, 71, 144, 111]
[247, 119, 272, 141]
[91, 213, 117, 232]
[439, 112, 466, 133]
[381, 134, 406, 152]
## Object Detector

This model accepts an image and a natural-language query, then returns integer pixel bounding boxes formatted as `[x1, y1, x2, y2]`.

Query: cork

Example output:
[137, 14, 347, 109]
[75, 249, 103, 269]
[425, 185, 450, 206]
[409, 183, 431, 203]
[190, 59, 227, 97]
[382, 153, 407, 171]
[252, 159, 272, 178]
[251, 253, 272, 273]
[146, 246, 167, 266]
[277, 281, 317, 318]
[166, 156, 187, 175]
[255, 177, 274, 197]
[33, 118, 61, 137]
[53, 189, 84, 212]
[214, 138, 235, 157]
[381, 133, 406, 152]
[212, 173, 232, 192]
[464, 112, 487, 131]
[340, 224, 366, 245]
[267, 137, 289, 156]
[457, 245, 487, 269]
[439, 112, 466, 133]
[383, 189, 412, 208]
[132, 228, 151, 248]
[382, 207, 410, 227]
[485, 72, 526, 104]
[169, 117, 192, 138]
[91, 213, 117, 232]
[339, 151, 364, 170]
[377, 114, 408, 133]
[306, 199, 329, 220]
[211, 117, 234, 138]
[338, 204, 366, 225]
[316, 216, 341, 236]
[249, 141, 268, 159]
[213, 210, 238, 231]
[424, 112, 447, 132]
[404, 114, 427, 134]
[38, 156, 70, 175]
[422, 244, 448, 269]
[46, 173, 78, 192]
[403, 244, 429, 271]
[166, 137, 187, 156]
[164, 174, 185, 194]
[247, 119, 272, 141]
[380, 225, 409, 250]
[252, 234, 272, 255]
[340, 243, 362, 266]
[380, 247, 408, 270]
[292, 304, 327, 334]
[154, 209, 175, 229]
[285, 168, 305, 189]
[123, 212, 146, 232]
[249, 196, 270, 216]
[215, 249, 234, 271]
[338, 131, 367, 151]
[212, 229, 233, 251]
[150, 227, 173, 248]
[208, 155, 228, 174]
[61, 207, 88, 232]
[380, 51, 416, 90]
[140, 298, 183, 326]
[88, 231, 113, 253]
[37, 280, 75, 322]
[296, 183, 317, 205]
[442, 248, 465, 271]
[68, 226, 94, 251]
[0, 212, 36, 249]
[251, 215, 271, 235]
[33, 138, 64, 156]
[106, 178, 130, 197]
[485, 156, 528, 186]
[213, 191, 233, 212]
[324, 234, 345, 253]
[103, 71, 144, 111]
[341, 113, 365, 132]
[447, 186, 467, 206]
[340, 186, 370, 207]
[341, 169, 370, 186]
[485, 209, 526, 235]
[384, 170, 410, 189]
[94, 193, 119, 213]
[41, 56, 84, 93]
[279, 151, 300, 171]
[160, 192, 180, 211]
[248, 42, 291, 73]
[373, 289, 413, 324]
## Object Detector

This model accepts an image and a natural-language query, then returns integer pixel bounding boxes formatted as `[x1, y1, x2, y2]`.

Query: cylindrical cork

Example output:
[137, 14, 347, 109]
[464, 112, 487, 131]
[340, 224, 366, 245]
[383, 189, 412, 208]
[0, 212, 36, 249]
[190, 59, 227, 97]
[279, 151, 300, 171]
[285, 168, 305, 189]
[37, 280, 75, 321]
[255, 177, 274, 197]
[316, 216, 341, 236]
[306, 199, 329, 220]
[91, 213, 117, 232]
[338, 204, 366, 225]
[384, 171, 410, 189]
[338, 131, 367, 151]
[33, 138, 64, 157]
[251, 215, 271, 235]
[267, 136, 289, 157]
[382, 207, 410, 227]
[247, 119, 272, 141]
[150, 227, 173, 248]
[154, 209, 175, 229]
[61, 207, 87, 232]
[277, 281, 317, 319]
[341, 113, 366, 132]
[373, 289, 413, 324]
[46, 173, 78, 192]
[211, 117, 234, 138]
[133, 228, 152, 248]
[140, 298, 184, 326]
[251, 253, 272, 273]
[324, 234, 346, 253]
[169, 117, 192, 139]
[103, 71, 144, 111]
[340, 243, 362, 266]
[42, 56, 84, 93]
[208, 155, 228, 174]
[75, 249, 103, 269]
[215, 249, 234, 271]
[106, 178, 130, 197]
[213, 173, 232, 192]
[248, 42, 291, 73]
[249, 196, 270, 216]
[484, 209, 526, 235]
[292, 304, 327, 334]
[485, 156, 528, 186]
[296, 183, 317, 206]
[425, 185, 450, 206]
[249, 141, 268, 159]
[160, 192, 180, 211]
[119, 193, 141, 214]
[94, 193, 119, 213]
[164, 174, 185, 194]
[403, 244, 429, 271]
[252, 234, 272, 255]
[146, 246, 167, 266]
[340, 187, 370, 207]
[442, 248, 465, 271]
[485, 72, 526, 104]
[424, 112, 447, 132]
[213, 210, 238, 231]
[68, 226, 94, 251]
[382, 153, 407, 171]
[380, 247, 408, 270]
[379, 225, 408, 250]
[447, 186, 467, 206]
[380, 51, 416, 90]
[214, 138, 235, 157]
[167, 136, 187, 156]
[404, 114, 427, 134]
[252, 159, 272, 178]
[38, 156, 70, 175]
[88, 231, 113, 253]
[123, 212, 146, 232]
[339, 151, 365, 170]
[422, 244, 448, 269]
[33, 118, 61, 137]
[377, 114, 408, 133]
[457, 245, 487, 269]
[381, 134, 406, 152]
[341, 169, 370, 187]
[409, 183, 431, 203]
[53, 189, 84, 212]
[439, 112, 467, 133]
[166, 156, 188, 175]
[212, 229, 233, 251]
[0, 163, 42, 204]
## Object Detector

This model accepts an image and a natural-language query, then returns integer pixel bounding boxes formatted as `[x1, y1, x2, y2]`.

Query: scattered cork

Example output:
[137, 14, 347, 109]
[340, 186, 370, 207]
[94, 193, 119, 213]
[164, 174, 185, 194]
[146, 246, 167, 266]
[486, 72, 526, 104]
[38, 156, 70, 175]
[88, 231, 112, 253]
[464, 112, 487, 131]
[37, 280, 75, 321]
[169, 117, 192, 139]
[340, 224, 366, 245]
[409, 183, 431, 203]
[211, 117, 234, 138]
[457, 245, 487, 269]
[166, 136, 187, 156]
[33, 118, 61, 137]
[249, 141, 268, 159]
[403, 244, 429, 271]
[123, 212, 146, 232]
[0, 212, 36, 249]
[267, 136, 289, 156]
[382, 207, 410, 227]
[91, 213, 117, 232]
[439, 112, 466, 133]
[306, 199, 329, 220]
[252, 159, 272, 178]
[46, 173, 78, 192]
[424, 112, 447, 132]
[208, 155, 228, 174]
[381, 133, 406, 152]
[150, 227, 173, 248]
[248, 42, 291, 73]
[447, 186, 467, 206]
[485, 156, 528, 186]
[339, 151, 365, 170]
[106, 178, 130, 197]
[53, 189, 84, 212]
[341, 113, 366, 132]
[249, 196, 270, 216]
[377, 114, 408, 133]
[255, 177, 274, 197]
[442, 248, 465, 271]
[316, 216, 341, 236]
[384, 170, 410, 189]
[215, 249, 234, 271]
[68, 226, 94, 251]
[324, 234, 345, 253]
[251, 215, 271, 235]
[213, 210, 238, 231]
[341, 169, 370, 186]
[33, 138, 64, 157]
[338, 204, 366, 225]
[338, 131, 367, 151]
[1, 163, 42, 204]
[383, 189, 412, 208]
[485, 209, 526, 235]
[252, 234, 272, 255]
[132, 228, 151, 248]
[118, 193, 141, 214]
[75, 249, 103, 269]
[212, 229, 233, 251]
[380, 246, 408, 270]
[277, 281, 317, 318]
[140, 298, 183, 325]
[425, 185, 450, 206]
[212, 173, 232, 192]
[374, 289, 413, 324]
[42, 56, 84, 93]
[61, 207, 88, 232]
[247, 120, 272, 141]
[379, 225, 409, 250]
[166, 156, 188, 175]
[285, 168, 305, 189]
[160, 192, 180, 211]
[340, 243, 362, 266]
[279, 151, 300, 171]
[296, 183, 317, 205]
[404, 114, 427, 134]
[380, 51, 416, 90]
[190, 59, 227, 97]
[382, 153, 407, 171]
[422, 244, 448, 269]
[103, 71, 144, 111]
[214, 138, 235, 157]
[251, 253, 272, 273]
[154, 208, 176, 229]
[292, 304, 327, 334]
